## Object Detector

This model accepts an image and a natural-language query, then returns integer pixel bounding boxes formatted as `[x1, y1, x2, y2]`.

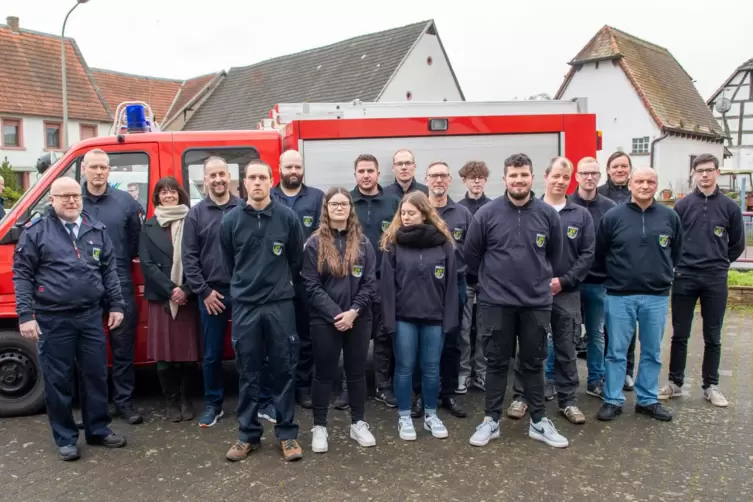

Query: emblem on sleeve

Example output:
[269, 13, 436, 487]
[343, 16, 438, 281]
[352, 265, 363, 277]
[535, 233, 546, 248]
[659, 234, 669, 248]
[272, 241, 284, 255]
[714, 226, 724, 237]
[303, 215, 313, 228]
[381, 220, 390, 232]
[567, 226, 578, 239]
[93, 247, 101, 261]
[453, 228, 463, 241]
[434, 265, 445, 279]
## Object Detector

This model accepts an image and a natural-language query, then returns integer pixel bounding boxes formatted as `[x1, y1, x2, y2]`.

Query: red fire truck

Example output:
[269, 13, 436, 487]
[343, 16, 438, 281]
[0, 99, 598, 417]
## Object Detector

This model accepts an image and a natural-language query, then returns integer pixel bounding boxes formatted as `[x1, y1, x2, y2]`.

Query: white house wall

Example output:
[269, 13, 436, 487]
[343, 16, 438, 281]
[0, 116, 110, 171]
[653, 136, 724, 194]
[558, 60, 660, 174]
[378, 33, 463, 102]
[709, 68, 752, 168]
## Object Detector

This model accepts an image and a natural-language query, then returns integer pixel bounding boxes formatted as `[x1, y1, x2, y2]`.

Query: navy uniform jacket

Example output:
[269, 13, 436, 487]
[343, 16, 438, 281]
[570, 191, 616, 283]
[13, 208, 124, 323]
[219, 198, 304, 305]
[436, 198, 473, 276]
[550, 198, 595, 292]
[350, 186, 400, 275]
[82, 184, 142, 290]
[301, 231, 376, 325]
[465, 193, 563, 309]
[596, 201, 684, 296]
[182, 194, 243, 299]
[458, 193, 492, 216]
[597, 179, 631, 205]
[383, 179, 428, 199]
[271, 184, 325, 242]
[673, 186, 745, 276]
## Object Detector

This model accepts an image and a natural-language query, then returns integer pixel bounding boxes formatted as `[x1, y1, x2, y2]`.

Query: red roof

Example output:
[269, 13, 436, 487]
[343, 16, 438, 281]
[555, 25, 724, 139]
[90, 69, 182, 122]
[164, 73, 219, 125]
[0, 23, 110, 122]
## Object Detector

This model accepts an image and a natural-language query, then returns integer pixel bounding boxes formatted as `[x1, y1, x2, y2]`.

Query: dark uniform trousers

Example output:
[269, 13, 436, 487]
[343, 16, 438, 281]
[513, 291, 580, 408]
[481, 304, 549, 423]
[233, 299, 300, 444]
[371, 279, 394, 392]
[108, 284, 137, 407]
[37, 308, 112, 447]
[294, 280, 313, 391]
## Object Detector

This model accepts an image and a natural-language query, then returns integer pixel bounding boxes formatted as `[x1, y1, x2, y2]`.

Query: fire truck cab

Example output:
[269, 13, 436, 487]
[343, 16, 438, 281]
[0, 99, 598, 417]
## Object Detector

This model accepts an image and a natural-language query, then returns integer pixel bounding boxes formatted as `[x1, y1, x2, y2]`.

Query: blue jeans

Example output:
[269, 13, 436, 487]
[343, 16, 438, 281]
[199, 296, 233, 410]
[581, 283, 607, 385]
[604, 294, 669, 407]
[394, 321, 444, 415]
[544, 334, 554, 381]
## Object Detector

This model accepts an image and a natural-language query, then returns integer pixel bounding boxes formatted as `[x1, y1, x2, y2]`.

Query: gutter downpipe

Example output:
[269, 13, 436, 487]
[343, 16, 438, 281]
[649, 128, 669, 169]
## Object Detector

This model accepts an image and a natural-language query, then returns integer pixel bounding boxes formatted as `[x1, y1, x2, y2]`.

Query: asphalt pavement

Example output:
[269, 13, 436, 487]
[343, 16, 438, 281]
[1, 310, 752, 501]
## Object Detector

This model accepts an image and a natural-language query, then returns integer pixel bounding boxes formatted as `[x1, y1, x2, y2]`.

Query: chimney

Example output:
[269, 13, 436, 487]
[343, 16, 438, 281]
[6, 16, 20, 33]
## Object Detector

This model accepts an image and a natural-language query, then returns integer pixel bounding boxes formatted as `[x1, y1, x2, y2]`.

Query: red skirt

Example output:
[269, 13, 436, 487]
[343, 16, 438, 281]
[147, 300, 201, 362]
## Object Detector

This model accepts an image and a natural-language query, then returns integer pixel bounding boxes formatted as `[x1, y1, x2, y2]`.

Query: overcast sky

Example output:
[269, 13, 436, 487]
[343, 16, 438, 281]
[6, 0, 752, 101]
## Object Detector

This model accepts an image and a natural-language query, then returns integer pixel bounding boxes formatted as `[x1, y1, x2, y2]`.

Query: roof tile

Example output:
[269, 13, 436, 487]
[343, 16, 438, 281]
[183, 20, 431, 131]
[90, 69, 182, 122]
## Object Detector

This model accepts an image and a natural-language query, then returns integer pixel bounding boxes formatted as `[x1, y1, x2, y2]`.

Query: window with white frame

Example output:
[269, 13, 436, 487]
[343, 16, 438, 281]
[631, 136, 650, 154]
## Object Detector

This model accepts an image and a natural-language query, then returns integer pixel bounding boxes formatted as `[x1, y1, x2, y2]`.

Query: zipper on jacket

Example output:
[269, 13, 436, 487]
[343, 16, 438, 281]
[257, 214, 261, 229]
[642, 212, 645, 238]
[517, 209, 522, 237]
[420, 252, 424, 270]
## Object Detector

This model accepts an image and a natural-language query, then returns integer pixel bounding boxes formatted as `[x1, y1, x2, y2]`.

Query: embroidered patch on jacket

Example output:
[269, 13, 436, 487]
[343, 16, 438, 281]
[659, 234, 669, 248]
[434, 265, 445, 279]
[272, 242, 284, 255]
[303, 215, 313, 227]
[92, 247, 101, 261]
[536, 233, 546, 248]
[567, 226, 578, 239]
[381, 220, 390, 232]
[352, 265, 363, 278]
[714, 226, 724, 237]
[453, 228, 463, 241]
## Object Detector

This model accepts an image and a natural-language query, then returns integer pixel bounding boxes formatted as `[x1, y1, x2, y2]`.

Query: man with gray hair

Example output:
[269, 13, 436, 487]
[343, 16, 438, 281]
[81, 149, 144, 425]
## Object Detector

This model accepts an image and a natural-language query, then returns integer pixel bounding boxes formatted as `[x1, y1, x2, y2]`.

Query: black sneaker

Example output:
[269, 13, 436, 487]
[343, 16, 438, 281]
[440, 396, 468, 418]
[544, 380, 556, 401]
[596, 403, 622, 421]
[635, 403, 672, 422]
[115, 403, 143, 425]
[333, 389, 349, 410]
[296, 388, 313, 409]
[411, 395, 423, 419]
[586, 382, 604, 399]
[375, 388, 397, 408]
[86, 433, 127, 448]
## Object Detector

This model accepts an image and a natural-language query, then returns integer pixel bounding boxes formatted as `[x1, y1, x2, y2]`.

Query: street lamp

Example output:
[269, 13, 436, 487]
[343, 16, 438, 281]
[61, 0, 89, 149]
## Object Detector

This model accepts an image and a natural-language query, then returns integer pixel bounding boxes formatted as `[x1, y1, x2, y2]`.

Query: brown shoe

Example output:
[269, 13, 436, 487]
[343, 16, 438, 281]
[225, 440, 258, 462]
[506, 399, 528, 419]
[281, 439, 303, 461]
[560, 405, 586, 424]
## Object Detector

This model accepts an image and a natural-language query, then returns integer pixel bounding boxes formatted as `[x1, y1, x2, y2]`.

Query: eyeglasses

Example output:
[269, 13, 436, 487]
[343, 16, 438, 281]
[393, 161, 415, 167]
[694, 168, 716, 174]
[328, 202, 351, 209]
[51, 193, 82, 201]
[465, 176, 486, 182]
[577, 172, 601, 178]
[427, 173, 450, 180]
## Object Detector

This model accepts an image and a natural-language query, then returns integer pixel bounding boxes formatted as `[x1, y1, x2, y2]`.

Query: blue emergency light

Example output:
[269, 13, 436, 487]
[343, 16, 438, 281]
[126, 104, 149, 133]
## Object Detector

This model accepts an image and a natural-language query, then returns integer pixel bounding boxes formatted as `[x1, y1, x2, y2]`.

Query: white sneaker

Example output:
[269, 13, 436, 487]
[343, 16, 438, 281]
[350, 421, 376, 447]
[398, 416, 417, 441]
[456, 375, 470, 394]
[529, 417, 569, 448]
[704, 386, 729, 408]
[423, 414, 449, 439]
[624, 375, 635, 390]
[469, 416, 500, 447]
[311, 425, 328, 453]
[658, 382, 683, 400]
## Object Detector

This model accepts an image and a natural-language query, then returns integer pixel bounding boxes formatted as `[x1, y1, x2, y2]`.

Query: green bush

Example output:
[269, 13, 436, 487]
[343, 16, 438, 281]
[0, 157, 22, 207]
[728, 270, 753, 287]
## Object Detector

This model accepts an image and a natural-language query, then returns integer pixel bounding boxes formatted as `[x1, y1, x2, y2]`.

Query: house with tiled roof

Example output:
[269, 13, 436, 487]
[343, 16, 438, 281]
[183, 19, 464, 131]
[707, 58, 753, 170]
[555, 25, 725, 195]
[0, 16, 112, 184]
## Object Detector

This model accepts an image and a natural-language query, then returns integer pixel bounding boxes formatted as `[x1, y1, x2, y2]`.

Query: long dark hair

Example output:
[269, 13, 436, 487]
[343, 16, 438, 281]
[312, 187, 364, 277]
[152, 176, 190, 207]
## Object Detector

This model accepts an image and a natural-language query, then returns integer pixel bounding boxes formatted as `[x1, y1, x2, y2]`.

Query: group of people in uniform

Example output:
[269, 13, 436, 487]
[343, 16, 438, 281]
[12, 145, 743, 462]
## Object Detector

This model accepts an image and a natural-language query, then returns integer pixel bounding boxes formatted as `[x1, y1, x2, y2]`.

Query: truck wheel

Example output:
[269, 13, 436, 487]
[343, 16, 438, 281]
[0, 331, 45, 417]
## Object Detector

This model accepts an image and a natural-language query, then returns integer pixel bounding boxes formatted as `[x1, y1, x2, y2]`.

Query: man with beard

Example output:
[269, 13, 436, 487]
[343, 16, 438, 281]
[183, 156, 243, 428]
[597, 151, 637, 392]
[660, 153, 744, 407]
[221, 159, 304, 462]
[271, 150, 324, 409]
[81, 149, 144, 425]
[457, 161, 492, 393]
[570, 157, 616, 399]
[408, 161, 472, 418]
[596, 167, 682, 423]
[465, 153, 568, 449]
[350, 154, 400, 409]
[383, 149, 429, 199]
[509, 157, 593, 425]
